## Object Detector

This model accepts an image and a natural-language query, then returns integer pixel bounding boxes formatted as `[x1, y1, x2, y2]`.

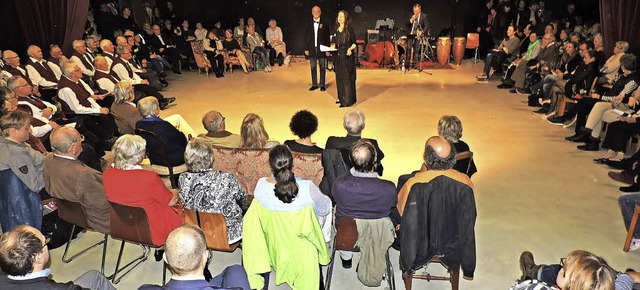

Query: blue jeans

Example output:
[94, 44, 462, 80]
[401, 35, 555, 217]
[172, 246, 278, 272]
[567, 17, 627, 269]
[619, 193, 640, 239]
[541, 74, 559, 99]
[309, 56, 327, 87]
[538, 264, 562, 286]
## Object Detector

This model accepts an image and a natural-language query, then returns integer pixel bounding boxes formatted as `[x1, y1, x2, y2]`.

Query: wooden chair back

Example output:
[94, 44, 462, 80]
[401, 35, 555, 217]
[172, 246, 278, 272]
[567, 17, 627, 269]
[183, 208, 239, 252]
[335, 216, 359, 251]
[455, 151, 474, 176]
[190, 40, 211, 77]
[465, 33, 479, 49]
[108, 201, 157, 247]
[56, 198, 91, 230]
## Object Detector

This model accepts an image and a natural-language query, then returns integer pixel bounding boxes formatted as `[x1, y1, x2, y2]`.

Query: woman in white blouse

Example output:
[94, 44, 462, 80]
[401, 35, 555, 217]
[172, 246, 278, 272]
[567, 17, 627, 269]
[266, 19, 286, 66]
[233, 18, 246, 45]
[194, 22, 208, 41]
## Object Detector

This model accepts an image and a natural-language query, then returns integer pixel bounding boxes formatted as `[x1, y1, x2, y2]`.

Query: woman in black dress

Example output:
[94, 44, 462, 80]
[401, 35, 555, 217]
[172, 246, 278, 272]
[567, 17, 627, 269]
[333, 10, 357, 107]
[222, 29, 251, 73]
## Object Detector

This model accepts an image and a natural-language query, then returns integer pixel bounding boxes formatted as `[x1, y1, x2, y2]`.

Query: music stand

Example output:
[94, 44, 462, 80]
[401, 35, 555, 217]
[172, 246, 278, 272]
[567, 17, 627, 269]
[378, 25, 394, 69]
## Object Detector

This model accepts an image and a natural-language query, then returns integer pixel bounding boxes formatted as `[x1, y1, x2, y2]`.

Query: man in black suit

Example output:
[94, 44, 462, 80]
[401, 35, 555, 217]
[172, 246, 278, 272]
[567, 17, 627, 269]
[149, 24, 182, 74]
[326, 109, 385, 176]
[304, 6, 331, 91]
[405, 3, 429, 70]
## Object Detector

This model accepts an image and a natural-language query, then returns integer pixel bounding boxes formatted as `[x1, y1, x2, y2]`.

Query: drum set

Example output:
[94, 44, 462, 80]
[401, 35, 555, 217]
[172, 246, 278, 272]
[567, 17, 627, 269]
[363, 26, 468, 70]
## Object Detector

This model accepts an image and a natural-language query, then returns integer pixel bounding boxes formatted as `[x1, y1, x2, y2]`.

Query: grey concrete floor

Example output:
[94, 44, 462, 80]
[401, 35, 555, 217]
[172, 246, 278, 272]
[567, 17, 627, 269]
[47, 59, 639, 289]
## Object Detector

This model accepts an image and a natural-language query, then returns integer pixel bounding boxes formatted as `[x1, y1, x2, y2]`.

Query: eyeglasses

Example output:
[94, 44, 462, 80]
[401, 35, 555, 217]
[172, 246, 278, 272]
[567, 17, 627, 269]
[41, 235, 51, 250]
[6, 95, 17, 101]
[560, 258, 566, 267]
[14, 83, 32, 89]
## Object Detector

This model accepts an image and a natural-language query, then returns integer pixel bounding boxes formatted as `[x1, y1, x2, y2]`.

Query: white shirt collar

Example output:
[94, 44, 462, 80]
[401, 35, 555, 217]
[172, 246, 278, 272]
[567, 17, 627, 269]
[8, 268, 51, 280]
[53, 153, 76, 160]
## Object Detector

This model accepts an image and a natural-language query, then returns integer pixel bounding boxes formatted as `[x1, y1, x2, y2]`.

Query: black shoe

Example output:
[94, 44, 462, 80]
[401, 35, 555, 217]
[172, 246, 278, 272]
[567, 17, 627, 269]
[577, 137, 600, 151]
[604, 159, 626, 170]
[497, 83, 513, 89]
[547, 115, 565, 125]
[565, 133, 589, 143]
[335, 99, 340, 104]
[509, 88, 517, 94]
[533, 108, 549, 114]
[341, 257, 352, 269]
[620, 183, 640, 193]
[593, 158, 610, 164]
[516, 88, 532, 95]
[164, 97, 176, 104]
[309, 86, 319, 91]
[320, 86, 326, 91]
[154, 249, 164, 262]
[173, 69, 182, 75]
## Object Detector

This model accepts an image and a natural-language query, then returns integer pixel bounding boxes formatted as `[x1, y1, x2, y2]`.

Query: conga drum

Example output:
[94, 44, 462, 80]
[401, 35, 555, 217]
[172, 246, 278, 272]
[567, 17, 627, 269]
[437, 37, 451, 65]
[453, 37, 466, 65]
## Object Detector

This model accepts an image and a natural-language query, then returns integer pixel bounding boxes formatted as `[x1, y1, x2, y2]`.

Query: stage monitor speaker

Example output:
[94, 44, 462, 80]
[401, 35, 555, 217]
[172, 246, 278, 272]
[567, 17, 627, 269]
[367, 29, 379, 44]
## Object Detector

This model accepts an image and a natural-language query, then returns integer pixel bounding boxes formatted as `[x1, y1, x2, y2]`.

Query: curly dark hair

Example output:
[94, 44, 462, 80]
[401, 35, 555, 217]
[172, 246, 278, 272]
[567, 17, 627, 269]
[289, 110, 319, 139]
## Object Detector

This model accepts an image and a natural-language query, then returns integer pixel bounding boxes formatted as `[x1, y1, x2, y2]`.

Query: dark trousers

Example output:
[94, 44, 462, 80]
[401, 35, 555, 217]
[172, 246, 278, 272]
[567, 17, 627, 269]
[134, 84, 165, 101]
[138, 70, 163, 91]
[161, 47, 181, 71]
[309, 55, 327, 87]
[203, 51, 225, 75]
[574, 98, 602, 133]
[483, 50, 508, 76]
[602, 121, 640, 153]
[538, 264, 562, 285]
[404, 35, 420, 68]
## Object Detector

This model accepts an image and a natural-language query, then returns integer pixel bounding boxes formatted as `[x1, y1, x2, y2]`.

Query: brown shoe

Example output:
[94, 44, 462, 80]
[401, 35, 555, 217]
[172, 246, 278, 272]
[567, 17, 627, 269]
[609, 171, 635, 185]
[519, 251, 538, 281]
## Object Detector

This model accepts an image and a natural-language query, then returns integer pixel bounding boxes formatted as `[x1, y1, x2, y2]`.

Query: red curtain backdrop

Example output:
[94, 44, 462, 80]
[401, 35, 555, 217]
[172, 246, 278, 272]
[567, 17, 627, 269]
[599, 0, 640, 55]
[14, 0, 89, 56]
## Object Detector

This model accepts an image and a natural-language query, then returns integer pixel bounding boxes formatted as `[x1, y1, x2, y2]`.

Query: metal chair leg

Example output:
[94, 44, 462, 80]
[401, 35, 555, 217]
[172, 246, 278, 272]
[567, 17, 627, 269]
[386, 250, 396, 290]
[109, 241, 150, 284]
[62, 225, 108, 274]
[324, 238, 337, 290]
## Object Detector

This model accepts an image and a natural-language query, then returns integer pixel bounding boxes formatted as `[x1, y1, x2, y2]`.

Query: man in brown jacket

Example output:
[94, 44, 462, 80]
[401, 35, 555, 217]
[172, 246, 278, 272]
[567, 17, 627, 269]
[43, 127, 110, 233]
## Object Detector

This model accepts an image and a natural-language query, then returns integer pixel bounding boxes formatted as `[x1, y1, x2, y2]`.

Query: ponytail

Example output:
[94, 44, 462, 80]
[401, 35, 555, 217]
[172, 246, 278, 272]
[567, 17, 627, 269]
[269, 145, 298, 203]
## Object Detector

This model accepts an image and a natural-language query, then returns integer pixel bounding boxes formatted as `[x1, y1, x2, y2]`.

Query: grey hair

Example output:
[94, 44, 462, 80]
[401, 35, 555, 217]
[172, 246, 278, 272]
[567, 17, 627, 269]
[113, 134, 147, 169]
[99, 39, 113, 50]
[202, 110, 223, 132]
[72, 39, 85, 49]
[62, 61, 79, 76]
[137, 96, 159, 118]
[617, 41, 630, 52]
[184, 138, 215, 172]
[6, 76, 23, 91]
[343, 109, 365, 136]
[114, 81, 135, 104]
[438, 115, 463, 143]
[268, 19, 277, 26]
[50, 129, 80, 154]
[85, 35, 98, 46]
[424, 145, 457, 170]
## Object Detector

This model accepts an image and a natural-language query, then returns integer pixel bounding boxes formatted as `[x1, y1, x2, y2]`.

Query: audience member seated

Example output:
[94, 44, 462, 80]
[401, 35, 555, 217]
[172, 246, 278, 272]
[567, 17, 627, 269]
[85, 35, 99, 58]
[284, 109, 323, 154]
[93, 56, 121, 96]
[438, 115, 478, 177]
[199, 110, 241, 148]
[572, 54, 639, 152]
[203, 31, 226, 78]
[240, 113, 279, 148]
[9, 76, 60, 145]
[0, 110, 45, 231]
[593, 34, 606, 69]
[57, 61, 117, 152]
[24, 45, 60, 102]
[111, 46, 176, 109]
[531, 41, 580, 112]
[396, 136, 475, 279]
[149, 24, 182, 74]
[476, 25, 520, 82]
[44, 127, 110, 234]
[332, 139, 397, 272]
[500, 33, 559, 94]
[47, 44, 68, 69]
[513, 250, 627, 289]
[2, 50, 40, 97]
[111, 81, 142, 134]
[211, 21, 225, 43]
[265, 19, 286, 66]
[69, 40, 96, 79]
[222, 29, 251, 74]
[179, 138, 247, 244]
[245, 25, 272, 73]
[326, 109, 385, 175]
[194, 22, 207, 41]
[498, 31, 541, 91]
[546, 47, 598, 125]
[598, 41, 628, 86]
[0, 225, 116, 290]
[135, 96, 188, 167]
[138, 224, 251, 290]
[233, 18, 246, 45]
[103, 134, 182, 246]
[99, 39, 117, 68]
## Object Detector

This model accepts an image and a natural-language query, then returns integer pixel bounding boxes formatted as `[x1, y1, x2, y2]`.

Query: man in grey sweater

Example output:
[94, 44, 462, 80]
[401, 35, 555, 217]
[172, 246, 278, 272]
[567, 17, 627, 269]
[477, 25, 520, 82]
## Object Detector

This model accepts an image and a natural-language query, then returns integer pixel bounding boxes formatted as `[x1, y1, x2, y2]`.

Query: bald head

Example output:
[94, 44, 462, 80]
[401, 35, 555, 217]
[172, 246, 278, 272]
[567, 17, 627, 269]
[164, 224, 207, 276]
[423, 136, 456, 170]
[3, 50, 20, 67]
[27, 45, 43, 60]
[351, 139, 377, 173]
[50, 127, 83, 156]
[202, 110, 224, 132]
[312, 6, 321, 18]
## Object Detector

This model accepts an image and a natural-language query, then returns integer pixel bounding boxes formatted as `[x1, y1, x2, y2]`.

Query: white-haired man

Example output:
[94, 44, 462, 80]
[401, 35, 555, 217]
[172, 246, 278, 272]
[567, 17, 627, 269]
[70, 39, 95, 77]
[198, 110, 241, 148]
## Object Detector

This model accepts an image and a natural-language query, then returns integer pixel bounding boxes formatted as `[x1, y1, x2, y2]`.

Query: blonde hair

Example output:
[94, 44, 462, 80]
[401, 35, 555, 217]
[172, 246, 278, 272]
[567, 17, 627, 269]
[0, 110, 30, 137]
[113, 134, 147, 169]
[240, 113, 269, 148]
[561, 250, 616, 290]
[438, 115, 463, 143]
[114, 81, 134, 104]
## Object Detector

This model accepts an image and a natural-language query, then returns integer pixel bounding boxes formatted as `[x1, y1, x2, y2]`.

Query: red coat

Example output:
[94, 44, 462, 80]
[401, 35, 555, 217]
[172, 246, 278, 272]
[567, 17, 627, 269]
[103, 168, 182, 245]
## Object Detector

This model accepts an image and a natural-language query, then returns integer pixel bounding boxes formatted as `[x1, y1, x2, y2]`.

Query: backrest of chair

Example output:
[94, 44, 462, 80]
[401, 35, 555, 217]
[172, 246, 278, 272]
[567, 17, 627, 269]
[108, 201, 156, 246]
[134, 128, 175, 185]
[455, 151, 474, 176]
[190, 41, 210, 68]
[183, 208, 238, 252]
[56, 198, 90, 229]
[335, 216, 359, 251]
[191, 40, 205, 54]
[466, 33, 479, 48]
[291, 152, 324, 187]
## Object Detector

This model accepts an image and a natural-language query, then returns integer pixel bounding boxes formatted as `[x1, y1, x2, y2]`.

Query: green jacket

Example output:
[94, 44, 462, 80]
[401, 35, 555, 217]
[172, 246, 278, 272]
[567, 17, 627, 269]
[242, 202, 330, 290]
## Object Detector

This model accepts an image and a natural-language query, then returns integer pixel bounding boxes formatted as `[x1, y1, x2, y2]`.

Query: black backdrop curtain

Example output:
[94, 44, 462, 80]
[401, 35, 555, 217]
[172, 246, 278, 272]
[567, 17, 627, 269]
[15, 0, 89, 57]
[600, 0, 640, 56]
